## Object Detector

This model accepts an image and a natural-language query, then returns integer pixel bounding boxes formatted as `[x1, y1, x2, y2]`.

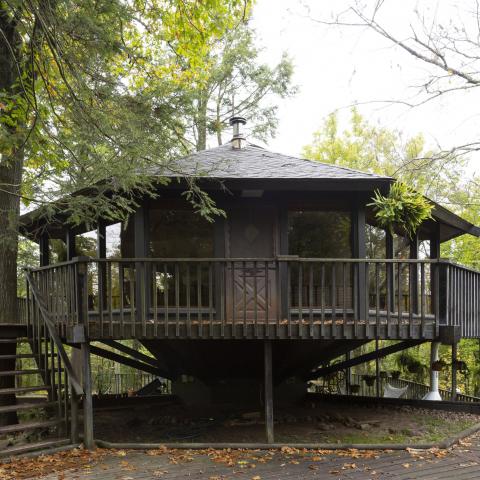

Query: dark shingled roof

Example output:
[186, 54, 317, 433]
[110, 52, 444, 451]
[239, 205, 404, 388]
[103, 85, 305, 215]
[156, 142, 392, 181]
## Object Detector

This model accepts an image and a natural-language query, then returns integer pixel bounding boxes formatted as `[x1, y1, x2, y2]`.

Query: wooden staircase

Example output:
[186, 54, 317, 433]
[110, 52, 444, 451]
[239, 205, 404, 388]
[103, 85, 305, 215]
[0, 336, 74, 457]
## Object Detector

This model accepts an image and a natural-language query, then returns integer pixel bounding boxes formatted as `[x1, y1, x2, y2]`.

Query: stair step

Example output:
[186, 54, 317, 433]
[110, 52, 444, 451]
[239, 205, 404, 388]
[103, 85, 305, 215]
[0, 401, 58, 414]
[0, 438, 72, 458]
[0, 338, 28, 344]
[0, 369, 43, 377]
[0, 385, 52, 396]
[0, 418, 62, 435]
[0, 354, 36, 360]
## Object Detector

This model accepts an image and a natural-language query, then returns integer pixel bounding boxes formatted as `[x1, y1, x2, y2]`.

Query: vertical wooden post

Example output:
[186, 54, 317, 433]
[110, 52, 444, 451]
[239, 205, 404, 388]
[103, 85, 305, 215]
[97, 221, 107, 328]
[134, 206, 148, 329]
[66, 229, 76, 261]
[75, 258, 95, 449]
[81, 341, 94, 449]
[409, 233, 419, 314]
[375, 338, 380, 398]
[352, 199, 367, 328]
[345, 351, 351, 394]
[264, 340, 274, 444]
[386, 232, 394, 312]
[39, 233, 49, 267]
[451, 342, 458, 401]
[70, 391, 79, 443]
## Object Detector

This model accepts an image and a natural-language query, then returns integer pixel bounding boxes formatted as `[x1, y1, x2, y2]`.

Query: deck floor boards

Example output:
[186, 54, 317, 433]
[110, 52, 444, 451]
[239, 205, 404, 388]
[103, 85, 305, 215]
[27, 432, 480, 479]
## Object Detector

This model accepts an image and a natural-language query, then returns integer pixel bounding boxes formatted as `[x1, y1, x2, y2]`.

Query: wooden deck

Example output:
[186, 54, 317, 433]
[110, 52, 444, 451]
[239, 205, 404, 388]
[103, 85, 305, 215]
[22, 256, 480, 341]
[26, 431, 480, 480]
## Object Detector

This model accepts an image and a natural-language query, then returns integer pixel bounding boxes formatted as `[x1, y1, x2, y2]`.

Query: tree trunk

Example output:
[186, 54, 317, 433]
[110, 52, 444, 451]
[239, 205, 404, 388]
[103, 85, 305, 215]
[0, 7, 26, 426]
[196, 90, 208, 151]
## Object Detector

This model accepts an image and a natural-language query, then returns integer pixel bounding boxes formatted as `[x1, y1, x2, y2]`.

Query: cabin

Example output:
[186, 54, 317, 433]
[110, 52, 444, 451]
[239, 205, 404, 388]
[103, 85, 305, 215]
[1, 117, 480, 455]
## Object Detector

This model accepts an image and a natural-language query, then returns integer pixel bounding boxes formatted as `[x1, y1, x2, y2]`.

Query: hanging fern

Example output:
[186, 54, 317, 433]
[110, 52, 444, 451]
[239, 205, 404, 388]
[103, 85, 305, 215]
[368, 181, 434, 239]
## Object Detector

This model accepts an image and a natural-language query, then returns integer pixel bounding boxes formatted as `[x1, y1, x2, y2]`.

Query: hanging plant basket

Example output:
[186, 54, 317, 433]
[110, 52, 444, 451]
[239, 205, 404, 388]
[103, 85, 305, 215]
[407, 360, 424, 374]
[453, 360, 468, 372]
[390, 370, 401, 380]
[349, 384, 360, 394]
[362, 375, 376, 387]
[432, 360, 447, 372]
[380, 371, 389, 379]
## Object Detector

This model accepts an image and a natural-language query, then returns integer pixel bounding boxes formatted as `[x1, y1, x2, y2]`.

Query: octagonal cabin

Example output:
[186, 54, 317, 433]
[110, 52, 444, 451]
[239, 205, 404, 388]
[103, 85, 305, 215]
[6, 117, 480, 450]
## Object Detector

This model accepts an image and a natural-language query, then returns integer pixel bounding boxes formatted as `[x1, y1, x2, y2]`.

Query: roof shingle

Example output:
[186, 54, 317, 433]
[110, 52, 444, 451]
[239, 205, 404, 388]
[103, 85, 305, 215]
[156, 142, 392, 181]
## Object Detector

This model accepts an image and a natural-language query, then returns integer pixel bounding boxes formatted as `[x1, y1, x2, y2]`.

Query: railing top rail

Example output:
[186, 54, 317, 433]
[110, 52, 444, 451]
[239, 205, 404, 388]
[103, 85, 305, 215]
[28, 256, 451, 273]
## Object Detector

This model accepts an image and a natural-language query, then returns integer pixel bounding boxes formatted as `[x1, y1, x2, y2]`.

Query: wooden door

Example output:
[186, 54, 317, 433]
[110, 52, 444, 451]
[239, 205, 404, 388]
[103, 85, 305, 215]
[226, 206, 277, 322]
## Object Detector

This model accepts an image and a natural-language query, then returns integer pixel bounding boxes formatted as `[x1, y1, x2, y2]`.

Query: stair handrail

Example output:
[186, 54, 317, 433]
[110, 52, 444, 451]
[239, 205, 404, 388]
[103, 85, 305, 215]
[25, 271, 84, 396]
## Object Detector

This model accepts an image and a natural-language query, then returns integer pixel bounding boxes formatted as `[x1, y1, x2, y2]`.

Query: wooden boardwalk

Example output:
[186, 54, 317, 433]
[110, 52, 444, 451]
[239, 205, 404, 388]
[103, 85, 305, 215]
[27, 433, 480, 479]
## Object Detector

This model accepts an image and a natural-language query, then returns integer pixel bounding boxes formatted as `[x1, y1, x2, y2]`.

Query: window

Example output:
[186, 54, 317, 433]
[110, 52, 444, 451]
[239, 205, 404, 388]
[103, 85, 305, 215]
[288, 211, 352, 309]
[288, 211, 352, 258]
[149, 209, 214, 258]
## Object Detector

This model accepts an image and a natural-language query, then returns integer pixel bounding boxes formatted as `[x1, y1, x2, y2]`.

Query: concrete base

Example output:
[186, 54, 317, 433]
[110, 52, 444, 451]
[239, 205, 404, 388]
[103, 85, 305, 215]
[422, 391, 442, 401]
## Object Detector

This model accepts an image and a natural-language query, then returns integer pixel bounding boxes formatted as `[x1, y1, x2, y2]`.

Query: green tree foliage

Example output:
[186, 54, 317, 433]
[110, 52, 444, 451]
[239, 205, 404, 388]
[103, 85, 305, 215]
[0, 0, 251, 329]
[302, 108, 466, 205]
[187, 23, 297, 151]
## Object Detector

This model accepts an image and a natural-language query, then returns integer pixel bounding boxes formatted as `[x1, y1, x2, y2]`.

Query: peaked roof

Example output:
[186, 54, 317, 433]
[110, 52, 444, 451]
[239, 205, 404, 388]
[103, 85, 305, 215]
[156, 142, 392, 181]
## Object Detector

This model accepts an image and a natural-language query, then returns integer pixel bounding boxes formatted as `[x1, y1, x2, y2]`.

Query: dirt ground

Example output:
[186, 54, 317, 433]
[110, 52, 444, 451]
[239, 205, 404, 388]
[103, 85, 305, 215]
[92, 398, 480, 444]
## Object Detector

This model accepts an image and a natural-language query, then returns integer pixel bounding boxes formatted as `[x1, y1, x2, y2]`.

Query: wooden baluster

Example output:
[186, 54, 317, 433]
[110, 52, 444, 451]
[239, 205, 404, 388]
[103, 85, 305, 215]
[175, 263, 180, 337]
[265, 261, 270, 339]
[421, 262, 426, 337]
[209, 263, 213, 337]
[153, 264, 158, 337]
[287, 261, 292, 337]
[107, 262, 113, 337]
[197, 263, 202, 337]
[298, 261, 303, 337]
[254, 260, 258, 338]
[164, 263, 169, 337]
[397, 262, 402, 338]
[242, 260, 247, 338]
[321, 263, 325, 337]
[375, 262, 380, 338]
[331, 263, 336, 338]
[309, 263, 314, 338]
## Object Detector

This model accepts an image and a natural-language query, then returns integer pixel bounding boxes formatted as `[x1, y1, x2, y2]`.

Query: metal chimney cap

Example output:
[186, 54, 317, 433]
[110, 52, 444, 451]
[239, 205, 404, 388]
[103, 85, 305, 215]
[229, 116, 247, 126]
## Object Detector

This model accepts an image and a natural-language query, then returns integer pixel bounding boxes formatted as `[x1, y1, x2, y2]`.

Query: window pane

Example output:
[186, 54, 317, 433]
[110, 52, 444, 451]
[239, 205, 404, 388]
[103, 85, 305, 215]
[288, 211, 352, 257]
[149, 209, 214, 258]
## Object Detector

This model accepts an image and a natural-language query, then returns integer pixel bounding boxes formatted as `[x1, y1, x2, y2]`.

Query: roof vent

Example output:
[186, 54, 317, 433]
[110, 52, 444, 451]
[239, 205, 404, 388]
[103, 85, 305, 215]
[229, 116, 247, 149]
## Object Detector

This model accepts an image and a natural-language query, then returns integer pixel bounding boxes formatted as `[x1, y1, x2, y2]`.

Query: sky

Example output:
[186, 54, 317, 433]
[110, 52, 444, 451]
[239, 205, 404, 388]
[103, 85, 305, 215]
[248, 0, 480, 174]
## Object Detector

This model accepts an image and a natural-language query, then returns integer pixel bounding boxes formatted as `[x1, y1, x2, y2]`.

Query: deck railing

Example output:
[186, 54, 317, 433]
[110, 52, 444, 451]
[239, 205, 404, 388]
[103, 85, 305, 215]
[316, 372, 480, 403]
[443, 262, 480, 338]
[24, 256, 459, 340]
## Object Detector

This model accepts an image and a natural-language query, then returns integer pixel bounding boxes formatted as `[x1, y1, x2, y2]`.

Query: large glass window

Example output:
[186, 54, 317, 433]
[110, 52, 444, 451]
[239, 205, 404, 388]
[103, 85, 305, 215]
[149, 209, 214, 258]
[149, 209, 214, 308]
[288, 211, 352, 309]
[288, 211, 352, 258]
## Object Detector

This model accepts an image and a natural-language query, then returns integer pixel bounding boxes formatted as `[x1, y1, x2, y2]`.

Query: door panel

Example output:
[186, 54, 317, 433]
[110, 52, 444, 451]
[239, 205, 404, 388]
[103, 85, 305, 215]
[226, 206, 277, 322]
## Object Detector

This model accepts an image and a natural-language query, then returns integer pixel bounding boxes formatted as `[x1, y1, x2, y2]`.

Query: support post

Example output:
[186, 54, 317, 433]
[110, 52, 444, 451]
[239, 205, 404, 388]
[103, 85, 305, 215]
[386, 232, 394, 312]
[345, 351, 351, 394]
[409, 233, 419, 314]
[70, 391, 79, 444]
[352, 199, 367, 325]
[264, 340, 274, 443]
[66, 229, 76, 261]
[451, 342, 458, 401]
[39, 233, 49, 267]
[375, 339, 380, 398]
[423, 342, 442, 401]
[75, 257, 95, 449]
[81, 341, 94, 449]
[97, 221, 107, 323]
